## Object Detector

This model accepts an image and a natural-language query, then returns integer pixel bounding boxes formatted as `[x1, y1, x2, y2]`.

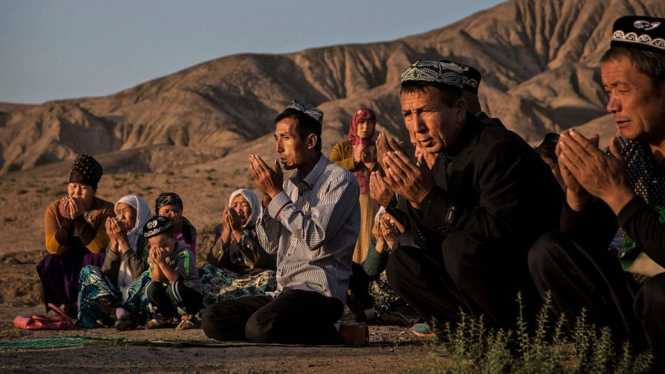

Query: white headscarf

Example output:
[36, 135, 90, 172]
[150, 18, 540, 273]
[228, 189, 259, 230]
[114, 195, 153, 253]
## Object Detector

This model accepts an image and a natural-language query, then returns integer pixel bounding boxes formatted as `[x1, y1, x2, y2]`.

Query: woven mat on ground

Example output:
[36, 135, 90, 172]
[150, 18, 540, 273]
[0, 336, 297, 350]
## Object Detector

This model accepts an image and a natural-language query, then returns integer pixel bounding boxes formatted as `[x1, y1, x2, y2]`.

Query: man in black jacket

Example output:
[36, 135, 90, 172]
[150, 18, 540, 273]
[528, 16, 665, 372]
[379, 60, 562, 336]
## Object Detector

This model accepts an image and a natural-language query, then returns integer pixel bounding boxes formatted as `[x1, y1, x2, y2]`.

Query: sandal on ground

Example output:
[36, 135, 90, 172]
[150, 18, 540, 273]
[145, 317, 169, 330]
[175, 314, 199, 330]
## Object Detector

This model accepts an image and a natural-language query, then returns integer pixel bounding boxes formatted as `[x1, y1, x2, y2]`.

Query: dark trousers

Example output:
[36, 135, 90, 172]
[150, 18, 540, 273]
[146, 280, 203, 319]
[347, 262, 375, 313]
[636, 273, 665, 374]
[386, 231, 540, 334]
[36, 251, 105, 315]
[528, 232, 662, 370]
[201, 288, 344, 344]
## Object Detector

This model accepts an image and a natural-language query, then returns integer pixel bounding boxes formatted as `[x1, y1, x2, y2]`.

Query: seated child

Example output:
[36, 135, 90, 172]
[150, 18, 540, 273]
[143, 216, 203, 329]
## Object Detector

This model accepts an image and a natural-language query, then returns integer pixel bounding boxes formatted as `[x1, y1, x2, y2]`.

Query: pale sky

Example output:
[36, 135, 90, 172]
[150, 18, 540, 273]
[0, 0, 504, 104]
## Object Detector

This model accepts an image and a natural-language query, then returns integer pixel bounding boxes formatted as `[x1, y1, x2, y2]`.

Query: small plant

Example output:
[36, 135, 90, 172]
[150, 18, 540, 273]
[412, 293, 653, 374]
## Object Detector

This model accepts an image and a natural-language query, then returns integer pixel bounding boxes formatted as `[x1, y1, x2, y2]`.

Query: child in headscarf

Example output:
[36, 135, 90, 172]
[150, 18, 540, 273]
[155, 192, 198, 254]
[77, 195, 153, 329]
[199, 188, 276, 308]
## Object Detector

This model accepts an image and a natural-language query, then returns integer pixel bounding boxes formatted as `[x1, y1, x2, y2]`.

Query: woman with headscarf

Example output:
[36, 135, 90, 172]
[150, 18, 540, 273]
[77, 195, 154, 329]
[330, 107, 382, 264]
[36, 154, 115, 317]
[155, 192, 197, 254]
[199, 188, 276, 308]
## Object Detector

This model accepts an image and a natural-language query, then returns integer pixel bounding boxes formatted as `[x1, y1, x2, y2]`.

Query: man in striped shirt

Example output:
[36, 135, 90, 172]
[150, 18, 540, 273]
[201, 100, 366, 345]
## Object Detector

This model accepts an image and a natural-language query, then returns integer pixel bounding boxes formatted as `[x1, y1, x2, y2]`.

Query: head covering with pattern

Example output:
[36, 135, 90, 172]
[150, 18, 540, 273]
[155, 192, 184, 214]
[286, 99, 324, 125]
[69, 153, 103, 189]
[143, 216, 173, 239]
[611, 16, 665, 55]
[400, 60, 464, 90]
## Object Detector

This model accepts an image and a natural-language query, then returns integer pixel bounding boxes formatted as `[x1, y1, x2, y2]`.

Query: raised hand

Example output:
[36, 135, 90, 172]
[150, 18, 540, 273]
[383, 150, 435, 208]
[248, 154, 283, 198]
[70, 197, 85, 219]
[59, 197, 73, 219]
[559, 129, 634, 213]
[369, 171, 394, 208]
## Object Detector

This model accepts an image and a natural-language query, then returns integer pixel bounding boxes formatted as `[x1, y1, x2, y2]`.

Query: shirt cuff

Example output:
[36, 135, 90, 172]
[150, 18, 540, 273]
[267, 191, 292, 219]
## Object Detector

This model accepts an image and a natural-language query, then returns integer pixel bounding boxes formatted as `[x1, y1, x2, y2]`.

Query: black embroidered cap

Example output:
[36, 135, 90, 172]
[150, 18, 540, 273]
[143, 216, 173, 239]
[611, 16, 665, 55]
[440, 60, 482, 95]
[69, 153, 103, 189]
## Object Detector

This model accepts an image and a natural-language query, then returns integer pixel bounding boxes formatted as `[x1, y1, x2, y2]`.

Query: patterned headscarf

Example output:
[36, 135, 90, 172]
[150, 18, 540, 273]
[69, 153, 103, 189]
[401, 60, 464, 89]
[347, 108, 377, 193]
[155, 192, 184, 214]
[228, 189, 260, 230]
[115, 195, 153, 252]
[286, 99, 324, 125]
[143, 216, 173, 239]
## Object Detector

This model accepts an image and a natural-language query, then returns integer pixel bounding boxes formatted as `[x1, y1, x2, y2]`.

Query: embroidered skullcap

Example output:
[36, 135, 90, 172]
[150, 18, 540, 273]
[440, 60, 482, 95]
[611, 16, 665, 55]
[143, 216, 173, 239]
[400, 60, 464, 90]
[69, 153, 103, 189]
[286, 100, 324, 125]
[155, 192, 184, 214]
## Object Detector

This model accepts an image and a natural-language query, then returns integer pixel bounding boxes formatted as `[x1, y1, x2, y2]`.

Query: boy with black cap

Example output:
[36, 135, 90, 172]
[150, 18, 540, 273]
[143, 216, 203, 330]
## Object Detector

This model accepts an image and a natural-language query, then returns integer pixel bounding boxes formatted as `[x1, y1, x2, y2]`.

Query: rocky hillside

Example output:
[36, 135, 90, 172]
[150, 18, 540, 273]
[1, 0, 664, 174]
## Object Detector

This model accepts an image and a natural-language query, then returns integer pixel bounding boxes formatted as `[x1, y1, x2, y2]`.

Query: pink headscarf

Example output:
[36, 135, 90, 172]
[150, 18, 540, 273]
[347, 108, 376, 193]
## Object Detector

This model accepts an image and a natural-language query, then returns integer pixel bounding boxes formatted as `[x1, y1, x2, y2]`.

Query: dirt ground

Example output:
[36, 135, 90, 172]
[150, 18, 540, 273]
[0, 250, 441, 374]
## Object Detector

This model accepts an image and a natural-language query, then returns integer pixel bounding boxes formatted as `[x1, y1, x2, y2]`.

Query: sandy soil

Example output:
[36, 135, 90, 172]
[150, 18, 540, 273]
[0, 251, 441, 373]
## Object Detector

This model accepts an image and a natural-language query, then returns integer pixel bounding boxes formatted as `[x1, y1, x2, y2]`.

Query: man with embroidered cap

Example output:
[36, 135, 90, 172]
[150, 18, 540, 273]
[36, 153, 115, 317]
[528, 16, 665, 371]
[201, 100, 366, 345]
[378, 60, 562, 337]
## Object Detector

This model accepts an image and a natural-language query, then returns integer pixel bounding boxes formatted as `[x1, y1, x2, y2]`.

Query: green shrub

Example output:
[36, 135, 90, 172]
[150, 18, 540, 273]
[411, 292, 653, 374]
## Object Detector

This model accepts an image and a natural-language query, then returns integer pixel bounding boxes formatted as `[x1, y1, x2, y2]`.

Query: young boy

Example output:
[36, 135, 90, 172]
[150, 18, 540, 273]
[143, 216, 203, 329]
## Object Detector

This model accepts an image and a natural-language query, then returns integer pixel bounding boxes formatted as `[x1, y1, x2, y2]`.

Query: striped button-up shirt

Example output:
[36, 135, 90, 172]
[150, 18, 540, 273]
[257, 154, 360, 303]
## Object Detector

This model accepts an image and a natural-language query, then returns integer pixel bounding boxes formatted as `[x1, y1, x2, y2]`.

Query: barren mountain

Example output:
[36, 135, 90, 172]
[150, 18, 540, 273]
[1, 0, 664, 175]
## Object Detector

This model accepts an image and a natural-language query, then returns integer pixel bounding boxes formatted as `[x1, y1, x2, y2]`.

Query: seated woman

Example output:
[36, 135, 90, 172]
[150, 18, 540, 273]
[77, 195, 153, 329]
[199, 189, 277, 308]
[155, 192, 197, 254]
[36, 154, 114, 317]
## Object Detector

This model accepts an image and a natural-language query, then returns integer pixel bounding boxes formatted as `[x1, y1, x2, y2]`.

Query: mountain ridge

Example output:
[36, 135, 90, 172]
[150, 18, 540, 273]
[1, 0, 664, 175]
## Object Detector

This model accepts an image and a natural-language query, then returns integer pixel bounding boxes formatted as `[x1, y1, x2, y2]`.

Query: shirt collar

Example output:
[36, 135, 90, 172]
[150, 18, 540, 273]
[290, 154, 327, 193]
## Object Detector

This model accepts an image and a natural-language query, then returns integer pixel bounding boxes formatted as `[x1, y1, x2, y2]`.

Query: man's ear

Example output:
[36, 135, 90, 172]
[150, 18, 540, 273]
[307, 134, 318, 150]
[455, 98, 467, 122]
